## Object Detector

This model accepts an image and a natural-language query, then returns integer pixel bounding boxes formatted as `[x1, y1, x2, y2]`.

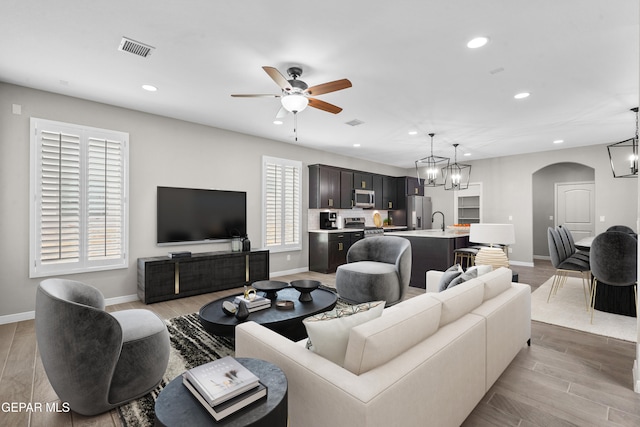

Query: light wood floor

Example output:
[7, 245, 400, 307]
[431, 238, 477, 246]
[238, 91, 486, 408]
[1, 261, 639, 426]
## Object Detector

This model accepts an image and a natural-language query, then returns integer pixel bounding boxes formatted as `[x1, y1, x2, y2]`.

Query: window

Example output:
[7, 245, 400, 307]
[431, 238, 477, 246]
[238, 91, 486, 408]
[30, 118, 128, 278]
[262, 156, 301, 252]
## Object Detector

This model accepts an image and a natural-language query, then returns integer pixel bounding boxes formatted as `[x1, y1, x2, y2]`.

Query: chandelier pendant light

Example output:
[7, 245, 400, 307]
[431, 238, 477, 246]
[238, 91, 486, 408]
[443, 143, 472, 190]
[415, 133, 450, 187]
[607, 107, 639, 178]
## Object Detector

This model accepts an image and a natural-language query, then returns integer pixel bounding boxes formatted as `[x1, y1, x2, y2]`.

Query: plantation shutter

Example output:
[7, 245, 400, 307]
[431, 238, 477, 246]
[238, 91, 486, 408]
[30, 118, 128, 278]
[263, 156, 301, 251]
[87, 137, 124, 260]
[39, 130, 81, 264]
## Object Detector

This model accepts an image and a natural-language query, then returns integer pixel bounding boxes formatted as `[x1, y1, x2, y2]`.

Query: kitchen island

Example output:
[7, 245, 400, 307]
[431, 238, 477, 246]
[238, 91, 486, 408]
[389, 229, 470, 288]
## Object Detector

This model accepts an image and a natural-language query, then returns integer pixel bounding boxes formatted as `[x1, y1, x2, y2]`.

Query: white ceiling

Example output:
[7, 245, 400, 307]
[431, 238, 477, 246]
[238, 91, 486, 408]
[1, 0, 638, 168]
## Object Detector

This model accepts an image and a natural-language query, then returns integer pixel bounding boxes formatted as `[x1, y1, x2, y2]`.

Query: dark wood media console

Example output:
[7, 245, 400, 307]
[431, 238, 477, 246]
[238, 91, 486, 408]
[137, 250, 269, 304]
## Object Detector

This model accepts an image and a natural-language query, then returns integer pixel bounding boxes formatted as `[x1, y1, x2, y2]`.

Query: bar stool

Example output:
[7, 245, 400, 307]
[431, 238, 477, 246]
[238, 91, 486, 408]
[453, 247, 478, 270]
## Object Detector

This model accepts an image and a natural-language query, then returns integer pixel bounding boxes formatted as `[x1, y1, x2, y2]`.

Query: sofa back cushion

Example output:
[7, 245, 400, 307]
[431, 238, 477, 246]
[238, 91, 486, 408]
[342, 294, 442, 375]
[430, 279, 484, 327]
[478, 267, 512, 301]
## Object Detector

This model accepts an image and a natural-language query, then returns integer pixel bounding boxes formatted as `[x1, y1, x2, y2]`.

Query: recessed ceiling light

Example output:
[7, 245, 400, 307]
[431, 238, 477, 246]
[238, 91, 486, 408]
[467, 37, 489, 49]
[142, 84, 157, 92]
[273, 120, 283, 125]
[553, 139, 564, 144]
[408, 130, 418, 135]
[353, 144, 361, 147]
[514, 92, 530, 99]
[463, 152, 471, 156]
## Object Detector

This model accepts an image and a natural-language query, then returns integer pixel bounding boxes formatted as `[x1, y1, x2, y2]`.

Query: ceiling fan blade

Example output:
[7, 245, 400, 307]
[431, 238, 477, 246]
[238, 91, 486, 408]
[263, 66, 292, 91]
[231, 94, 280, 98]
[308, 97, 343, 114]
[307, 79, 352, 96]
[275, 106, 288, 119]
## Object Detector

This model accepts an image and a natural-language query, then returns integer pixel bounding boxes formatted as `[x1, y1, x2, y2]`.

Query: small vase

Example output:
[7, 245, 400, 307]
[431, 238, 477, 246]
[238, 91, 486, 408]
[235, 300, 250, 321]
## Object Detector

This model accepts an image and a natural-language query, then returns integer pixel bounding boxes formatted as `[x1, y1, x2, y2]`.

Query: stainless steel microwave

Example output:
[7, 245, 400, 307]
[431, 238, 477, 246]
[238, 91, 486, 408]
[353, 189, 375, 208]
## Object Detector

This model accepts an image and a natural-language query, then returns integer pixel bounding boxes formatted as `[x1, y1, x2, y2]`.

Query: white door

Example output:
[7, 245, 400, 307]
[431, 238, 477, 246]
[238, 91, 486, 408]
[555, 182, 595, 241]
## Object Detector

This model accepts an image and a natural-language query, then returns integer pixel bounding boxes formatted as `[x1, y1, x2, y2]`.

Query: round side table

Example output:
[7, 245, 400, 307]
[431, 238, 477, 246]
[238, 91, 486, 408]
[155, 358, 287, 427]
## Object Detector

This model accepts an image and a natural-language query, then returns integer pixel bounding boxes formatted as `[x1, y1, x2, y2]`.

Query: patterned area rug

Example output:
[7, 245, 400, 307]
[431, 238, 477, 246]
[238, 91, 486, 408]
[118, 293, 351, 426]
[117, 313, 235, 426]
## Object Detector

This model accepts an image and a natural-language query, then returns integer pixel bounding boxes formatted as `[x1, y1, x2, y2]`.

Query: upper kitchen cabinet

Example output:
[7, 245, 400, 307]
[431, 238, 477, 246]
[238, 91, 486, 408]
[353, 172, 373, 190]
[340, 170, 354, 209]
[372, 174, 383, 209]
[382, 175, 398, 210]
[309, 165, 341, 209]
[403, 176, 424, 196]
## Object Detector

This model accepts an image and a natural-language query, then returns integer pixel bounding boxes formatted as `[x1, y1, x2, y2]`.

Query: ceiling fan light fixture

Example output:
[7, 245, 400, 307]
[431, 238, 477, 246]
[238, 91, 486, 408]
[281, 93, 309, 113]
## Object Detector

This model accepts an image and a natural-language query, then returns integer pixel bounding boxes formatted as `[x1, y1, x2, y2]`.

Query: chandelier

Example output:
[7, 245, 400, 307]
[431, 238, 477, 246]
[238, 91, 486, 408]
[607, 107, 639, 178]
[443, 143, 472, 190]
[415, 133, 449, 187]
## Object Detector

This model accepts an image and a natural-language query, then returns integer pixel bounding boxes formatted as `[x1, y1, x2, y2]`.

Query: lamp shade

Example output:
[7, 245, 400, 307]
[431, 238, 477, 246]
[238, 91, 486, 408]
[469, 223, 515, 246]
[281, 94, 309, 113]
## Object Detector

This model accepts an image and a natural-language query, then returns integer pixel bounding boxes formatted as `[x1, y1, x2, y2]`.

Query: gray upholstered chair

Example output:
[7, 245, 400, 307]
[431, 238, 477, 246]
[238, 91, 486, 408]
[589, 231, 637, 323]
[36, 278, 170, 416]
[335, 236, 412, 307]
[547, 227, 591, 309]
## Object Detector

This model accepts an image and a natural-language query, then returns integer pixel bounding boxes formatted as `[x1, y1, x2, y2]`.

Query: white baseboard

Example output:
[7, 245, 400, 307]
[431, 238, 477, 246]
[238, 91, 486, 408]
[270, 267, 309, 278]
[533, 255, 551, 261]
[509, 260, 535, 268]
[634, 359, 640, 393]
[0, 294, 140, 326]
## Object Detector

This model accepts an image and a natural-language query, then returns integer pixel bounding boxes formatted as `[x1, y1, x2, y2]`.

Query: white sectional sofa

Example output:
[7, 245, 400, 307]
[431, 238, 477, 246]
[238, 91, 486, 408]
[235, 267, 531, 427]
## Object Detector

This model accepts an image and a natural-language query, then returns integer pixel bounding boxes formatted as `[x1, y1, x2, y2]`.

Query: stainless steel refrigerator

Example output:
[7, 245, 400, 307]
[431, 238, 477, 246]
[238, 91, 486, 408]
[407, 195, 432, 230]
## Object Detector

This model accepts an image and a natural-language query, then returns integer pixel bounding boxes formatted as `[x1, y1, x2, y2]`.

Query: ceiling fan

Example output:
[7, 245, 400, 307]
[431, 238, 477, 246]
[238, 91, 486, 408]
[231, 66, 352, 119]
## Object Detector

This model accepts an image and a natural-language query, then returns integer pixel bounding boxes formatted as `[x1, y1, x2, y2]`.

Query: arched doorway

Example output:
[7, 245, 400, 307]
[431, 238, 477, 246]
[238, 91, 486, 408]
[532, 162, 595, 258]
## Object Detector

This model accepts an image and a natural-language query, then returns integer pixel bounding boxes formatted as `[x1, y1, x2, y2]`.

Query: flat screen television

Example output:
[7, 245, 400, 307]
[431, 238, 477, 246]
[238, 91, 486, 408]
[157, 186, 247, 245]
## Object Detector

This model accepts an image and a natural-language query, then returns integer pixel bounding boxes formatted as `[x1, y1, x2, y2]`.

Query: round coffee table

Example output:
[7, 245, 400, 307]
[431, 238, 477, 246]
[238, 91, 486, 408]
[199, 287, 337, 341]
[155, 358, 287, 427]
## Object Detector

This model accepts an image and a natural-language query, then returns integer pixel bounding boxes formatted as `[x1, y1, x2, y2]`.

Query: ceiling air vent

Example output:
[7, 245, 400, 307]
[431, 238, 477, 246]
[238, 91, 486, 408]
[345, 119, 365, 127]
[118, 37, 155, 58]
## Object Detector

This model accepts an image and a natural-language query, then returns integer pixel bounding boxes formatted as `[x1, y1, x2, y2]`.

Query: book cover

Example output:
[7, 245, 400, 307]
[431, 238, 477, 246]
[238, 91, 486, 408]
[183, 356, 260, 406]
[183, 376, 267, 421]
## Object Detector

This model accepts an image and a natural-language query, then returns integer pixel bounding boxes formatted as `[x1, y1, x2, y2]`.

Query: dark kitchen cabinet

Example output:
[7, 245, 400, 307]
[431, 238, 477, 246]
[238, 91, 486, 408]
[372, 174, 384, 209]
[382, 175, 397, 210]
[353, 172, 373, 190]
[340, 170, 354, 209]
[404, 176, 424, 196]
[309, 165, 341, 208]
[309, 231, 362, 273]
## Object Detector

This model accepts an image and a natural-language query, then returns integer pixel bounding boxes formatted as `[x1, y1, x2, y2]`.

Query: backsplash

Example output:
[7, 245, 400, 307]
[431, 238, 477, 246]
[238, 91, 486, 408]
[308, 209, 390, 230]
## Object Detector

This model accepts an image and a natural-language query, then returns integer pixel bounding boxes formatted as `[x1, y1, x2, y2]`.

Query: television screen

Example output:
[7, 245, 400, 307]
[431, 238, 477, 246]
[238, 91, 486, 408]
[157, 186, 247, 244]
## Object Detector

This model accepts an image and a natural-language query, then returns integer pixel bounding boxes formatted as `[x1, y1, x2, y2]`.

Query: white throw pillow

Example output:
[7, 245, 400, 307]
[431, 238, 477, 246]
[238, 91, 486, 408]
[303, 301, 385, 366]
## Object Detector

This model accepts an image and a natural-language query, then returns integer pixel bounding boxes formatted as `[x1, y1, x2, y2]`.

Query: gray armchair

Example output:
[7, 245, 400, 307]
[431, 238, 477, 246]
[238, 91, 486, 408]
[335, 236, 412, 307]
[36, 278, 170, 416]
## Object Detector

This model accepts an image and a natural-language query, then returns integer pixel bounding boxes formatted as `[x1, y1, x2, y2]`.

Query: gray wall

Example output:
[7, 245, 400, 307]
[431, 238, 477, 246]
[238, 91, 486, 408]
[532, 162, 595, 257]
[425, 148, 637, 266]
[0, 83, 406, 319]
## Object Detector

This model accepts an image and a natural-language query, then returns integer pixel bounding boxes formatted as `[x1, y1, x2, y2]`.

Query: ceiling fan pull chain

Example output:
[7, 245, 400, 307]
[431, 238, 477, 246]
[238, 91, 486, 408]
[294, 112, 298, 142]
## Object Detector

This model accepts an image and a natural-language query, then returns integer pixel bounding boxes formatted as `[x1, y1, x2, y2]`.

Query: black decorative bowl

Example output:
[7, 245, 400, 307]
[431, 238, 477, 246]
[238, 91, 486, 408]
[290, 279, 321, 302]
[252, 280, 289, 300]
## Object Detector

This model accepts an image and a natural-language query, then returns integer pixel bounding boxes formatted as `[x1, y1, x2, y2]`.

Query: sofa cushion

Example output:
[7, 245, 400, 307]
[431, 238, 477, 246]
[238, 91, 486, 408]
[430, 279, 484, 327]
[343, 294, 442, 375]
[477, 267, 512, 301]
[303, 301, 385, 366]
[438, 264, 463, 292]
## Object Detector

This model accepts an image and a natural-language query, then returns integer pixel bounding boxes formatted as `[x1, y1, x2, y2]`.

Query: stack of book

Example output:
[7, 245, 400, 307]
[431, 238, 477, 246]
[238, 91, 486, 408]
[233, 294, 271, 312]
[182, 356, 267, 421]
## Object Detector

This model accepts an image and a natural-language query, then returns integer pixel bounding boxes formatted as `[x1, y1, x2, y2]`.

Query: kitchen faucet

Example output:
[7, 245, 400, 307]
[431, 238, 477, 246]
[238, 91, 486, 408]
[432, 211, 445, 231]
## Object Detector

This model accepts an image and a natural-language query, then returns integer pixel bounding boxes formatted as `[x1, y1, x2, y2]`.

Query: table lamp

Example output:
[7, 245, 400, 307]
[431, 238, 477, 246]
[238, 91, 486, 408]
[469, 223, 516, 269]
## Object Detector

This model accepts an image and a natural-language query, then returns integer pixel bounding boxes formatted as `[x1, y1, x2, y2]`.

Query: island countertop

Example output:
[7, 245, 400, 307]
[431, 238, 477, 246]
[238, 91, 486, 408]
[388, 229, 470, 239]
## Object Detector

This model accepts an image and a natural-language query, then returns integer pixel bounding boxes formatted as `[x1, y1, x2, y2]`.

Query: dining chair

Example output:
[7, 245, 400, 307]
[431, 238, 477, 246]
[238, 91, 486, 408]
[546, 227, 591, 309]
[589, 231, 637, 323]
